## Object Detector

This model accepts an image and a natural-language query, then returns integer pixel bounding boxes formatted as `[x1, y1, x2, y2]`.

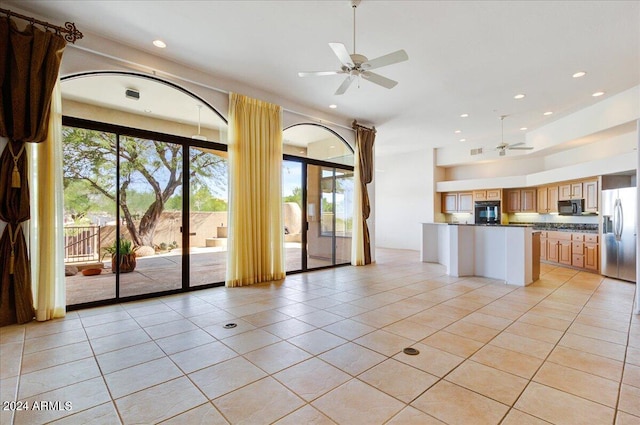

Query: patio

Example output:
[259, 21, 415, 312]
[66, 244, 335, 305]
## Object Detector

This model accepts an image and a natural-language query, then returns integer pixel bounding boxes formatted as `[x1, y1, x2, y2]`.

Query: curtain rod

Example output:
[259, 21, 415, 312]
[352, 120, 376, 133]
[0, 7, 83, 43]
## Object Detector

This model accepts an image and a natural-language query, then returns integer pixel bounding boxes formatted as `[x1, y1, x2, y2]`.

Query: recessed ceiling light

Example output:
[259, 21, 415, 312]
[520, 127, 528, 131]
[329, 145, 335, 149]
[299, 150, 305, 154]
[454, 130, 461, 134]
[460, 113, 469, 118]
[543, 111, 553, 116]
[592, 91, 605, 97]
[329, 104, 337, 109]
[514, 94, 526, 100]
[459, 138, 466, 142]
[572, 71, 587, 78]
[153, 39, 167, 48]
[144, 109, 152, 113]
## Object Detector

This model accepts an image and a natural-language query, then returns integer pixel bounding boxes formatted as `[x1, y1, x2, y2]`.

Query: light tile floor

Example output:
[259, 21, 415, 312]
[1, 248, 639, 424]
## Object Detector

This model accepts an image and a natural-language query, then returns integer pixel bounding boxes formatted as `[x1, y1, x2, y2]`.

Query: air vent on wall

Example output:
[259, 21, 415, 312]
[470, 147, 483, 156]
[125, 88, 140, 100]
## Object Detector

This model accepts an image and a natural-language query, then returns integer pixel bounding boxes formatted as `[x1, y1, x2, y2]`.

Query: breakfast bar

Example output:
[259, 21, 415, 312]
[421, 223, 540, 286]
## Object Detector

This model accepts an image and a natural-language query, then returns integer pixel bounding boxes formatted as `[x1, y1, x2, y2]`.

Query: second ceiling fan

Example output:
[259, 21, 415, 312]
[495, 115, 533, 156]
[298, 0, 409, 95]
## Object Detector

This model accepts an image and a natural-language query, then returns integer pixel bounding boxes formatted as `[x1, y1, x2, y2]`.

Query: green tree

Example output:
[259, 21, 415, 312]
[63, 128, 227, 247]
[283, 186, 302, 208]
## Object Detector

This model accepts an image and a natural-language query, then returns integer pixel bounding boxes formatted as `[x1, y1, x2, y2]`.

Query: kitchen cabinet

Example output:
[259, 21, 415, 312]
[584, 234, 599, 271]
[545, 231, 571, 265]
[474, 189, 501, 201]
[506, 189, 536, 213]
[537, 186, 559, 214]
[542, 231, 599, 272]
[547, 239, 559, 262]
[443, 193, 457, 213]
[458, 192, 473, 212]
[584, 179, 598, 213]
[559, 182, 583, 201]
[571, 234, 584, 268]
[443, 192, 473, 213]
[559, 240, 572, 265]
[539, 231, 547, 260]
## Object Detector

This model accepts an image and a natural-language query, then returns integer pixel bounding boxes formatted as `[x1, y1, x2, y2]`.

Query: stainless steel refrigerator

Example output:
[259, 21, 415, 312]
[602, 187, 636, 282]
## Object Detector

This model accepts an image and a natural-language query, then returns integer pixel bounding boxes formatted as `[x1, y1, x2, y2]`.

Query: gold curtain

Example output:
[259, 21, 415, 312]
[226, 93, 285, 287]
[351, 123, 375, 266]
[0, 17, 66, 326]
[29, 80, 66, 321]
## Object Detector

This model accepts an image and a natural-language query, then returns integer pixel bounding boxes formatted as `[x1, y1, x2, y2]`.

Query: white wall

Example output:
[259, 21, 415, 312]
[375, 148, 433, 250]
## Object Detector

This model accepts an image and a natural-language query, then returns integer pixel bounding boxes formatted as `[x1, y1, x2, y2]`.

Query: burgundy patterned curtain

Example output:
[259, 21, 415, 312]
[0, 16, 66, 326]
[354, 124, 375, 265]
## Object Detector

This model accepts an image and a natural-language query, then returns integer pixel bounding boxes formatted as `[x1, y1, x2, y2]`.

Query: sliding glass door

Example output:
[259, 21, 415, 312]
[306, 165, 354, 269]
[189, 146, 229, 286]
[117, 136, 183, 297]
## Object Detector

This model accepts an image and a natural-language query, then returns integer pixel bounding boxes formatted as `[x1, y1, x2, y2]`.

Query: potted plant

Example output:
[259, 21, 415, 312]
[103, 238, 138, 273]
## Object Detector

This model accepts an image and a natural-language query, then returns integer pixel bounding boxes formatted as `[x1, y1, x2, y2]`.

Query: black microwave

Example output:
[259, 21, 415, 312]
[558, 199, 584, 215]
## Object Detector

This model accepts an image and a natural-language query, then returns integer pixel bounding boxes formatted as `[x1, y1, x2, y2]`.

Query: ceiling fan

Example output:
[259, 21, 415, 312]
[495, 115, 533, 156]
[298, 0, 408, 95]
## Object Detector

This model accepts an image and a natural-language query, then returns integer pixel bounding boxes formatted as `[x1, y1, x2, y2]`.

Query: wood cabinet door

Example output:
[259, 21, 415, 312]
[547, 240, 559, 262]
[458, 192, 474, 212]
[584, 243, 599, 271]
[537, 187, 548, 213]
[507, 190, 521, 212]
[540, 238, 547, 260]
[473, 190, 487, 201]
[521, 189, 537, 212]
[559, 240, 572, 265]
[548, 186, 559, 213]
[486, 189, 501, 201]
[558, 184, 572, 201]
[571, 182, 583, 199]
[584, 180, 598, 212]
[443, 193, 457, 213]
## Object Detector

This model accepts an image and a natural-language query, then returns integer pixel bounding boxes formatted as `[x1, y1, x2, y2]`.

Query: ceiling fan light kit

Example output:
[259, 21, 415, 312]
[298, 0, 408, 95]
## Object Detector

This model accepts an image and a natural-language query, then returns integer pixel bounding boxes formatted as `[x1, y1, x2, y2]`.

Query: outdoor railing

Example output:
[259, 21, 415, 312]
[64, 225, 101, 264]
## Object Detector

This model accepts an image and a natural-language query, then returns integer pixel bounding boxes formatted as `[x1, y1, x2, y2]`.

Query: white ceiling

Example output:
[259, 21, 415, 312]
[7, 0, 640, 159]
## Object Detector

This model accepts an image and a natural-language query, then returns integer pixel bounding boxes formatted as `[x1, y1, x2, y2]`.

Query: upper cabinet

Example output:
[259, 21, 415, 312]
[559, 182, 584, 200]
[583, 179, 598, 213]
[443, 191, 473, 213]
[506, 189, 536, 213]
[558, 179, 598, 213]
[473, 189, 501, 201]
[537, 186, 559, 214]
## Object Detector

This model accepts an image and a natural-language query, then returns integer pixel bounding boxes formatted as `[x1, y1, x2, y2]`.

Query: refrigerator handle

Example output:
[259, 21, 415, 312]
[614, 199, 623, 241]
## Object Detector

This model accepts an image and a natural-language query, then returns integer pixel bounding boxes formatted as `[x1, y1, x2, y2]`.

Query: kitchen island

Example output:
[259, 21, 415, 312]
[421, 223, 540, 286]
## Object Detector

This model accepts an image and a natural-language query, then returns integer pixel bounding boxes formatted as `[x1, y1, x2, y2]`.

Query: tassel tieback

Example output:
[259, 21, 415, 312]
[8, 224, 20, 275]
[8, 142, 25, 189]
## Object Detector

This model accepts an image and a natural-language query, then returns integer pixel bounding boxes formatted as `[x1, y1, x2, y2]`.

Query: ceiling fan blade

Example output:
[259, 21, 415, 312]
[361, 71, 398, 89]
[508, 142, 525, 147]
[361, 49, 408, 71]
[508, 146, 534, 150]
[335, 75, 355, 95]
[329, 42, 354, 68]
[298, 70, 342, 77]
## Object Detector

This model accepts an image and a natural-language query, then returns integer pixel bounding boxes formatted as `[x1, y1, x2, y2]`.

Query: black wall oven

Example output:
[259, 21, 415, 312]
[475, 201, 501, 224]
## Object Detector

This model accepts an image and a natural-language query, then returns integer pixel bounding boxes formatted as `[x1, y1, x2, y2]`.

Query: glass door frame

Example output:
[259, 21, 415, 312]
[63, 116, 229, 309]
[283, 154, 355, 273]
